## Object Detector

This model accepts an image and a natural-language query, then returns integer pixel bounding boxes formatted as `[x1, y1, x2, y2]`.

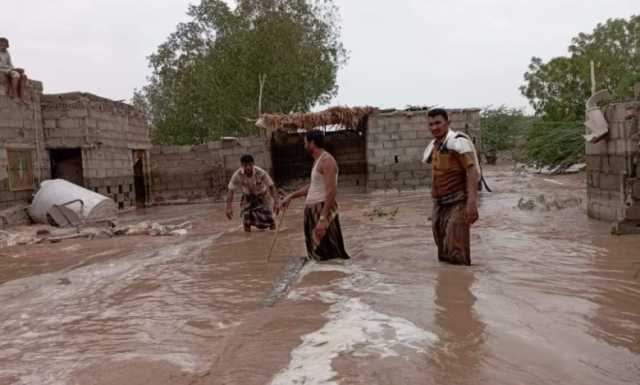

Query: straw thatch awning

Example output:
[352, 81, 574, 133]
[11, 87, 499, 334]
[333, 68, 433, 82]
[256, 106, 376, 135]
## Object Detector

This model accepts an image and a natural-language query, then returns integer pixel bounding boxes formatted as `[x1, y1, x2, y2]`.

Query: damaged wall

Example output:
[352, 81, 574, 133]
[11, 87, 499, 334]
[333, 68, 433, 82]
[586, 101, 640, 225]
[41, 93, 153, 210]
[0, 76, 49, 210]
[366, 109, 481, 190]
[151, 137, 271, 203]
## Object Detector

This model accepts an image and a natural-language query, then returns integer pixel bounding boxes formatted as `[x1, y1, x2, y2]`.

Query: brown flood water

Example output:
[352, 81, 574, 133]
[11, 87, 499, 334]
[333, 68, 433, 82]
[0, 165, 639, 385]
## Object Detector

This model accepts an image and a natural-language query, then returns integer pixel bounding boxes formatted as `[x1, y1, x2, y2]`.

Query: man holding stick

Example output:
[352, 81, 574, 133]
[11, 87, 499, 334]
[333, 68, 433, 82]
[281, 130, 350, 261]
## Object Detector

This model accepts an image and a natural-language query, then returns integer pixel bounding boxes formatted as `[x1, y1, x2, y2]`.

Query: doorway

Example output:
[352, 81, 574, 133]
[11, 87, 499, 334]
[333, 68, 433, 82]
[133, 150, 147, 208]
[271, 128, 367, 189]
[50, 148, 83, 186]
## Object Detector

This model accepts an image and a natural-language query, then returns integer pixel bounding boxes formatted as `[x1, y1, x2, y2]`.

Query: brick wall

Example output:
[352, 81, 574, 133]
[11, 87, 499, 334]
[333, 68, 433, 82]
[41, 92, 150, 149]
[366, 108, 481, 190]
[586, 102, 640, 223]
[0, 77, 49, 211]
[151, 136, 271, 202]
[81, 147, 137, 210]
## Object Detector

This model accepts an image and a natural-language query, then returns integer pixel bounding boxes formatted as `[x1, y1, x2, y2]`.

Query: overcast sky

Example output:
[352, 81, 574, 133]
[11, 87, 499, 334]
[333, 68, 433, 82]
[2, 1, 638, 111]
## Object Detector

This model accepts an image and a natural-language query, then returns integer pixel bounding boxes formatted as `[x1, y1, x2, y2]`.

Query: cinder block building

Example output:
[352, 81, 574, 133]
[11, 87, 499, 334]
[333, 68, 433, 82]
[41, 93, 152, 210]
[1, 78, 152, 214]
[586, 101, 640, 230]
[0, 76, 48, 211]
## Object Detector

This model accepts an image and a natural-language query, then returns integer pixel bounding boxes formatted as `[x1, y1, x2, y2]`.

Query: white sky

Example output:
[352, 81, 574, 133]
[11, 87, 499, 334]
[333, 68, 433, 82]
[2, 1, 638, 110]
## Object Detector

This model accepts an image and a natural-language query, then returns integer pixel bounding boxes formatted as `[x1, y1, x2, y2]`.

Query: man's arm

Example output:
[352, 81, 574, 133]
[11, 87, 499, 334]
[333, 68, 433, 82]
[225, 170, 239, 220]
[269, 184, 280, 214]
[320, 157, 337, 220]
[283, 184, 310, 205]
[466, 163, 479, 225]
[225, 189, 234, 219]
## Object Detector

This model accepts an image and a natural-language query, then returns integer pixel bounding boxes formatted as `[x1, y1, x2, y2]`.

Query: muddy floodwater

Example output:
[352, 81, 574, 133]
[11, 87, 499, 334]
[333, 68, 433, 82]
[1, 165, 639, 385]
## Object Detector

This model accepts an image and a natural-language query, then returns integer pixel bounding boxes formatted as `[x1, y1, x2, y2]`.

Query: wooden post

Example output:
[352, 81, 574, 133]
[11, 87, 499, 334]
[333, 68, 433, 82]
[258, 74, 267, 117]
[590, 61, 596, 96]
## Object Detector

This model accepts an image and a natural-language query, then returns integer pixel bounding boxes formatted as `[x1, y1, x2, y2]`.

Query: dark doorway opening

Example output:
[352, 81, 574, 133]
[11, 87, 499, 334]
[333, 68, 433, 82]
[50, 148, 83, 186]
[271, 128, 367, 190]
[133, 150, 147, 208]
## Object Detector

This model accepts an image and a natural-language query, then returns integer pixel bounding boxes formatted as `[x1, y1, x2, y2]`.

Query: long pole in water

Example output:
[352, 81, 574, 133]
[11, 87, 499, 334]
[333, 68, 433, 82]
[266, 205, 288, 263]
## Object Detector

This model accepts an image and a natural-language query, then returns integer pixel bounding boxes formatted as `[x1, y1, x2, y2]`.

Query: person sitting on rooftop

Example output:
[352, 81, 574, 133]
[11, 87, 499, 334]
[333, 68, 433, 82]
[0, 37, 28, 101]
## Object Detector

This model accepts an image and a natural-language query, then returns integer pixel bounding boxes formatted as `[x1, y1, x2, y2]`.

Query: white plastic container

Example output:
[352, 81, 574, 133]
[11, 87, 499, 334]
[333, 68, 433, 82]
[29, 179, 117, 224]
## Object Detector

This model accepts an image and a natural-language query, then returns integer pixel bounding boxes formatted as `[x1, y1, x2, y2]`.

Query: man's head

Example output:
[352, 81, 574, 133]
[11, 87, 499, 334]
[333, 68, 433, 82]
[427, 108, 450, 140]
[304, 129, 325, 156]
[0, 38, 9, 51]
[240, 154, 255, 176]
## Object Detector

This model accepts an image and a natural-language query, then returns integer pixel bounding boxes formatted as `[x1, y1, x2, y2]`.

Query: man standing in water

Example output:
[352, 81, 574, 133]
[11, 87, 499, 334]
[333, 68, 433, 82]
[226, 154, 279, 232]
[422, 108, 480, 265]
[281, 130, 350, 261]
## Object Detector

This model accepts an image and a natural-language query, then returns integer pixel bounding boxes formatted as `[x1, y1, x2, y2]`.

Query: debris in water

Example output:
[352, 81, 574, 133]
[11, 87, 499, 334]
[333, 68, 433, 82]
[364, 207, 399, 221]
[517, 194, 582, 211]
[114, 221, 192, 237]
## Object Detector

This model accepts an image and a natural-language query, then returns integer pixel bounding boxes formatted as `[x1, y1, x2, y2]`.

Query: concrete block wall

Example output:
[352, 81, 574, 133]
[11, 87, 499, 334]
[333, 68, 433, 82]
[41, 92, 151, 150]
[0, 77, 49, 211]
[151, 136, 271, 202]
[366, 109, 481, 190]
[332, 130, 367, 189]
[586, 102, 640, 223]
[82, 147, 138, 210]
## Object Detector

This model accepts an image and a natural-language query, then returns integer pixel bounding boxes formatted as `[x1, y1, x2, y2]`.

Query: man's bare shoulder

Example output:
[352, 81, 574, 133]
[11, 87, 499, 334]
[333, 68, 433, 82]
[229, 168, 243, 180]
[320, 153, 337, 170]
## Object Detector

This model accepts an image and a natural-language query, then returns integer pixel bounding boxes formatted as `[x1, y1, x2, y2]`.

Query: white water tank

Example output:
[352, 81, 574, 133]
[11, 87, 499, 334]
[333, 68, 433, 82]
[29, 179, 117, 224]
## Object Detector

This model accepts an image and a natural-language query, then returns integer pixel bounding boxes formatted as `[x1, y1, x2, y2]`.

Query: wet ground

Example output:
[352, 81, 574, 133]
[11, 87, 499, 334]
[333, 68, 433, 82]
[1, 165, 639, 385]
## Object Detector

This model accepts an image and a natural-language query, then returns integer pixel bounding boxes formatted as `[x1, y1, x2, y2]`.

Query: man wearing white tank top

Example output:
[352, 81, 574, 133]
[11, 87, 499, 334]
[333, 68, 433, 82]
[282, 130, 350, 261]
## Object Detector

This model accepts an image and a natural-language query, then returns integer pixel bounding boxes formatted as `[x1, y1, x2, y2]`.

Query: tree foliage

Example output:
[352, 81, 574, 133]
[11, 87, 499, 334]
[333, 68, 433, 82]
[523, 121, 585, 168]
[480, 106, 528, 155]
[521, 15, 640, 121]
[134, 0, 347, 144]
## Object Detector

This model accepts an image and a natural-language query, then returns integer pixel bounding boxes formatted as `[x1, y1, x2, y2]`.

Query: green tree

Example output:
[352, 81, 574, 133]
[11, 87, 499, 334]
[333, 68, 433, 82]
[480, 106, 528, 163]
[521, 15, 640, 121]
[523, 121, 585, 168]
[134, 0, 347, 145]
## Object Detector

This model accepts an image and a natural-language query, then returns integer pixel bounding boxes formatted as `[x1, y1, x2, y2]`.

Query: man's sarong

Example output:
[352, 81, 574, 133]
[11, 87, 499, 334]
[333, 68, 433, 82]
[432, 191, 471, 265]
[241, 193, 275, 229]
[303, 202, 350, 261]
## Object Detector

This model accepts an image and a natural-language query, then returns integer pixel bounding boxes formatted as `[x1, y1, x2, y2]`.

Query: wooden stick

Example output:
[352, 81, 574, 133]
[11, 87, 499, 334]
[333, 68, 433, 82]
[266, 205, 288, 263]
[590, 60, 597, 96]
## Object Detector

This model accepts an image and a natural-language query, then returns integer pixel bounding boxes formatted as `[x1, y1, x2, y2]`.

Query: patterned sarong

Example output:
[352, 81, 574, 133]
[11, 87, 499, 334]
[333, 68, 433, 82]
[432, 191, 471, 265]
[241, 193, 275, 229]
[303, 202, 350, 261]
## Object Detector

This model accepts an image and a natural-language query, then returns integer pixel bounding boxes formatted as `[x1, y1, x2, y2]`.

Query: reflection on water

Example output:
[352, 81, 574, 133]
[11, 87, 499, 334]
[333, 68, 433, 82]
[588, 236, 640, 354]
[431, 266, 486, 384]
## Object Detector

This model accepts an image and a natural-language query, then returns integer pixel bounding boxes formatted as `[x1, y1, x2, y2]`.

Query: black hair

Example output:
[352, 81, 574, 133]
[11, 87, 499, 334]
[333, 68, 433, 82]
[240, 154, 254, 164]
[305, 129, 326, 149]
[427, 108, 449, 121]
[0, 38, 8, 44]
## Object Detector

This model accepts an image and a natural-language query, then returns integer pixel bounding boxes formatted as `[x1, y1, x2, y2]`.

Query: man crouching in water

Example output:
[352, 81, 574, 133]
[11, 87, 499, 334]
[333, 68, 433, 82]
[423, 108, 480, 265]
[226, 154, 279, 232]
